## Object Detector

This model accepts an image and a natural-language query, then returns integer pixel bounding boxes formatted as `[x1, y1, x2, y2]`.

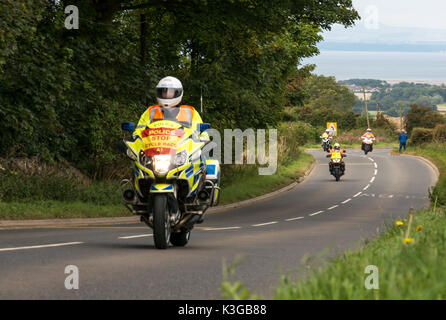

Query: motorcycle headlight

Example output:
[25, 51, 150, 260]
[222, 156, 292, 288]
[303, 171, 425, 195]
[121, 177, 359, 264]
[173, 150, 187, 167]
[153, 155, 171, 174]
[333, 158, 341, 163]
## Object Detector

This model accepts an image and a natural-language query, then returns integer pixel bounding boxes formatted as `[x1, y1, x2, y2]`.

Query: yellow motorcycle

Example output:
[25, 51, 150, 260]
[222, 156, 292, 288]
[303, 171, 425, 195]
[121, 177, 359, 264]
[118, 120, 220, 249]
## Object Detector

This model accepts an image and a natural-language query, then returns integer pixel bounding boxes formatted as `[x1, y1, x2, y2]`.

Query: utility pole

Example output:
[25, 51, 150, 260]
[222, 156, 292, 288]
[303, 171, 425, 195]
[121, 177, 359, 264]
[376, 98, 380, 115]
[400, 103, 403, 131]
[363, 85, 370, 128]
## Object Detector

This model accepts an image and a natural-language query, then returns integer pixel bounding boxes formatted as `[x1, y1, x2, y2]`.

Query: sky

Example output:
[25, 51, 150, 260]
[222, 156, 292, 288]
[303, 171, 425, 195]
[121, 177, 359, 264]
[322, 1, 446, 44]
[351, 0, 446, 29]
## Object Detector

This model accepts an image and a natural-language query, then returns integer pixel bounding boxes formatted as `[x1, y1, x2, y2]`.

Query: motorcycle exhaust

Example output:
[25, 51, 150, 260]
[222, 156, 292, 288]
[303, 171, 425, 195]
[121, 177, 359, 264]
[198, 190, 210, 201]
[123, 189, 136, 202]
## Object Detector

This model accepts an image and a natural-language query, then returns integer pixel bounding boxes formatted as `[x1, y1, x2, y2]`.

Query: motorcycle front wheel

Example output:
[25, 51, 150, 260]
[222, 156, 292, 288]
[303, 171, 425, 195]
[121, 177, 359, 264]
[153, 195, 170, 249]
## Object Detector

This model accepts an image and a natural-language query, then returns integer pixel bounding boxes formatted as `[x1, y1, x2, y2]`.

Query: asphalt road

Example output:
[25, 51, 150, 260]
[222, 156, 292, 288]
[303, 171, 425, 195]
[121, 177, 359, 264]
[0, 149, 437, 299]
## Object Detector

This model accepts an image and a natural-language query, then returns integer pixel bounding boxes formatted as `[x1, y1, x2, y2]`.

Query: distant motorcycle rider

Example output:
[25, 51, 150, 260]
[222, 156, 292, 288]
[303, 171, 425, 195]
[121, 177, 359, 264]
[361, 128, 376, 152]
[320, 129, 332, 151]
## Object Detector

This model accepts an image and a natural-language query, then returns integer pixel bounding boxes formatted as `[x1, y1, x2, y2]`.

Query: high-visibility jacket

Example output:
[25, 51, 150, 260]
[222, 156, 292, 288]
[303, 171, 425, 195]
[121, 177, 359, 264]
[133, 105, 205, 138]
[328, 149, 345, 159]
[362, 132, 375, 139]
[321, 132, 331, 139]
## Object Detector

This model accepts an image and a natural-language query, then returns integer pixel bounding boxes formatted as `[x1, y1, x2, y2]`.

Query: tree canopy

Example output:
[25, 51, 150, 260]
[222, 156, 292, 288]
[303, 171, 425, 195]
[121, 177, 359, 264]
[0, 0, 359, 177]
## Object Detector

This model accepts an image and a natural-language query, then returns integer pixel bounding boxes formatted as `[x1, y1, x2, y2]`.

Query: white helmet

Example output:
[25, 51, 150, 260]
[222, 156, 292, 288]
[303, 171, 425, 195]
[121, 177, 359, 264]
[156, 76, 183, 108]
[367, 128, 372, 132]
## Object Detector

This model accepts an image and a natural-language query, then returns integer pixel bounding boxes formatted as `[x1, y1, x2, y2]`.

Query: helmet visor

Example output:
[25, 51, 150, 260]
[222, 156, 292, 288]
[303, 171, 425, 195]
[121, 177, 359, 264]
[156, 88, 182, 100]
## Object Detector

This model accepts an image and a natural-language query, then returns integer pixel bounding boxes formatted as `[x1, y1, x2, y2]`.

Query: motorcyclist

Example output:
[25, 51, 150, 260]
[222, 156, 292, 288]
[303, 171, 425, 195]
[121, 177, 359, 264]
[133, 76, 205, 137]
[132, 76, 210, 222]
[327, 143, 346, 173]
[320, 129, 331, 139]
[320, 129, 332, 150]
[361, 128, 376, 152]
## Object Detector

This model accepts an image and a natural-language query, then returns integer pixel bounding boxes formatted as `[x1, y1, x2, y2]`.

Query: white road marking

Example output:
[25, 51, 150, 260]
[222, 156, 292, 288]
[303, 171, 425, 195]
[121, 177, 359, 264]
[389, 195, 394, 198]
[363, 184, 370, 191]
[252, 221, 278, 227]
[0, 242, 83, 252]
[374, 163, 378, 168]
[353, 192, 362, 198]
[118, 234, 153, 239]
[203, 226, 241, 231]
[368, 157, 374, 162]
[285, 217, 304, 222]
[370, 177, 375, 183]
[342, 198, 352, 204]
[374, 169, 378, 175]
[309, 211, 324, 217]
[327, 205, 339, 210]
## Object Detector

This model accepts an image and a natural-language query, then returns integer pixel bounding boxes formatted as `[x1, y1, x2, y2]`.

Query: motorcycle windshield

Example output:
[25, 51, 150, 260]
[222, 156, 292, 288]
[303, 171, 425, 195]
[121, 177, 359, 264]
[140, 120, 189, 156]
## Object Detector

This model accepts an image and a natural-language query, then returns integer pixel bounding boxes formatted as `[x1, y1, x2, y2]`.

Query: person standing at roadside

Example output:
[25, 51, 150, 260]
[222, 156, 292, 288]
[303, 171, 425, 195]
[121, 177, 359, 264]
[399, 130, 408, 152]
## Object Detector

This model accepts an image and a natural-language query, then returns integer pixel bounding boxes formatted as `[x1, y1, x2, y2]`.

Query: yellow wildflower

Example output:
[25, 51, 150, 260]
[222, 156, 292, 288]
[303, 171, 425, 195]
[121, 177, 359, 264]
[416, 225, 423, 232]
[404, 238, 414, 244]
[396, 221, 404, 226]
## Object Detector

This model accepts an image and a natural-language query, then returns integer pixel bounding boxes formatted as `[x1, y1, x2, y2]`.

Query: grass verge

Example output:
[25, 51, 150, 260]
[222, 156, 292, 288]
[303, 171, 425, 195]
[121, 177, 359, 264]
[221, 143, 446, 300]
[0, 150, 315, 220]
[220, 151, 314, 205]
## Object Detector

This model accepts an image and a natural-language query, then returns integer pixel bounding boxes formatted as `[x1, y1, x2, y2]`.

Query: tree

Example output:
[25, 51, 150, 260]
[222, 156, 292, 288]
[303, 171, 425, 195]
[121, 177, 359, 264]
[0, 0, 359, 178]
[296, 75, 357, 112]
[405, 104, 446, 135]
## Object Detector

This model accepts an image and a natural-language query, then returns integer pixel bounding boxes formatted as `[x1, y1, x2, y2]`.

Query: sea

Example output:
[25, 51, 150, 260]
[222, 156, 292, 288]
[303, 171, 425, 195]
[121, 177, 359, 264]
[302, 50, 446, 83]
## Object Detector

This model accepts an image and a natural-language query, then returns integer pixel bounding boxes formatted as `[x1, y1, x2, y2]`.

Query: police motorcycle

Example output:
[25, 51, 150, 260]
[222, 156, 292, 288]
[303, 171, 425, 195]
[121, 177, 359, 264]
[326, 149, 347, 182]
[321, 137, 332, 153]
[361, 136, 374, 155]
[118, 120, 220, 249]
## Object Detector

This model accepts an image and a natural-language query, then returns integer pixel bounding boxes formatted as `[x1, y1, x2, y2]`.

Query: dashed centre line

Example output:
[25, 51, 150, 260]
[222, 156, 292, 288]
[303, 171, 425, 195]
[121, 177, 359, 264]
[363, 184, 370, 191]
[203, 226, 241, 231]
[0, 242, 84, 252]
[353, 192, 362, 198]
[370, 177, 375, 183]
[342, 198, 352, 204]
[252, 221, 278, 227]
[309, 211, 324, 217]
[327, 205, 339, 210]
[285, 217, 305, 222]
[118, 234, 153, 239]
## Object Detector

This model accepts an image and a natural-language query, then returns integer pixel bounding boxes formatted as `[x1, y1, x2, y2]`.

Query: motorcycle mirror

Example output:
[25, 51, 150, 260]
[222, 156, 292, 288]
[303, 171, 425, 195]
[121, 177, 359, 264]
[121, 122, 135, 132]
[326, 154, 331, 158]
[198, 123, 211, 132]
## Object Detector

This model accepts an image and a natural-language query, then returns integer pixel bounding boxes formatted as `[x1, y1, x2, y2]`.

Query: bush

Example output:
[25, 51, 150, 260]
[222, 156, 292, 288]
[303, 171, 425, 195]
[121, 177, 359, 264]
[278, 122, 318, 165]
[405, 104, 445, 135]
[433, 124, 446, 143]
[410, 128, 434, 146]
